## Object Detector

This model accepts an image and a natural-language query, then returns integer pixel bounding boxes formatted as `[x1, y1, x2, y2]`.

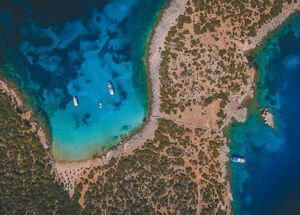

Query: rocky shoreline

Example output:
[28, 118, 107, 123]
[1, 0, 300, 212]
[260, 108, 275, 128]
[53, 0, 188, 195]
[0, 0, 188, 197]
[0, 79, 49, 150]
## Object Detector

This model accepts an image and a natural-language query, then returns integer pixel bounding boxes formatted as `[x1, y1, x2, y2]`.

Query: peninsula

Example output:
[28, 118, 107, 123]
[1, 0, 300, 214]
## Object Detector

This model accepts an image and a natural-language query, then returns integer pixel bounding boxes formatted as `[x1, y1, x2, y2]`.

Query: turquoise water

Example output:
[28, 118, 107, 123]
[0, 0, 165, 160]
[230, 14, 300, 214]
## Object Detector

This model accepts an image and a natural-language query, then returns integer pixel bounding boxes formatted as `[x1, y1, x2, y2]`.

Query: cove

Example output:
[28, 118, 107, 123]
[230, 14, 300, 214]
[0, 0, 166, 160]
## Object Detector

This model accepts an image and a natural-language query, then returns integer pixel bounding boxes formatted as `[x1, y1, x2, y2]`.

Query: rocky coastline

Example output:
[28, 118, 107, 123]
[53, 0, 188, 196]
[0, 79, 49, 150]
[1, 0, 300, 213]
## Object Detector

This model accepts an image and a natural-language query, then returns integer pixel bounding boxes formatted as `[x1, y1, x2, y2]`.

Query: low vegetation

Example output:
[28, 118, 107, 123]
[0, 93, 78, 214]
[79, 119, 228, 214]
[0, 0, 297, 214]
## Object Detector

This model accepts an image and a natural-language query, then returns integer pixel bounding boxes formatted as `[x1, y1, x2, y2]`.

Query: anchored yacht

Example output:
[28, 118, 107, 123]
[73, 96, 79, 107]
[98, 101, 103, 109]
[231, 155, 245, 163]
[107, 81, 114, 96]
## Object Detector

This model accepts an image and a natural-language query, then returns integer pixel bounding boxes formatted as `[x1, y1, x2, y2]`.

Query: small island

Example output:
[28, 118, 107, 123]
[260, 108, 275, 128]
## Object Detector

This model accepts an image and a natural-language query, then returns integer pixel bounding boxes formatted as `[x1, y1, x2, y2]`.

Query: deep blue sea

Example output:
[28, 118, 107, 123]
[0, 0, 165, 160]
[230, 14, 300, 215]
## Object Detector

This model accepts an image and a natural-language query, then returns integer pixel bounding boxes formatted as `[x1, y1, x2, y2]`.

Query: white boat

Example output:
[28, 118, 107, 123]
[98, 101, 103, 109]
[231, 155, 246, 163]
[107, 81, 114, 96]
[73, 96, 79, 107]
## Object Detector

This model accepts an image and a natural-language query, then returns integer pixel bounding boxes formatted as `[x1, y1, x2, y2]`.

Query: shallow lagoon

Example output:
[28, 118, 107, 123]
[230, 14, 300, 214]
[0, 0, 165, 160]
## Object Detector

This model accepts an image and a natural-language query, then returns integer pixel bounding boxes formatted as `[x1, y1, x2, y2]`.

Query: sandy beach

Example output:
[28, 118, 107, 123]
[1, 0, 300, 213]
[53, 0, 188, 195]
[0, 0, 189, 198]
[44, 0, 300, 202]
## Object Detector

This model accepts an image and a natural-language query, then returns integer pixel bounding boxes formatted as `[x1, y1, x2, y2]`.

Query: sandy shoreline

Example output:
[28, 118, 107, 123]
[0, 0, 188, 197]
[45, 3, 300, 209]
[1, 1, 300, 210]
[53, 0, 188, 195]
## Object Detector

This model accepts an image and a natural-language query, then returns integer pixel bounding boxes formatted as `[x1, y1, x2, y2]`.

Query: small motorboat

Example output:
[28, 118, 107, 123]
[107, 81, 114, 96]
[231, 155, 245, 163]
[98, 101, 103, 109]
[73, 96, 79, 107]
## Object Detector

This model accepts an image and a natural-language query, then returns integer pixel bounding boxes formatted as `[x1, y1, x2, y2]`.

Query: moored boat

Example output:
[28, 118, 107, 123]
[98, 101, 103, 109]
[73, 96, 79, 107]
[231, 155, 246, 163]
[107, 81, 114, 96]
